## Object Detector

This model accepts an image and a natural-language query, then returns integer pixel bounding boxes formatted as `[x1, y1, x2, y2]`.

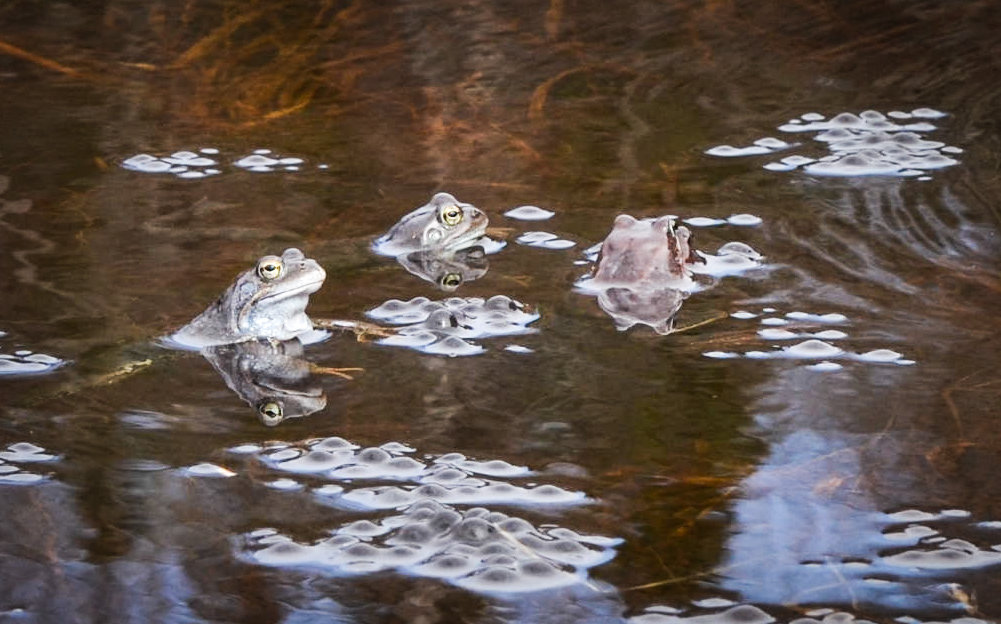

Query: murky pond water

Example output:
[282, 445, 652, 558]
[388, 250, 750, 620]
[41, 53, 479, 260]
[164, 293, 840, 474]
[2, 1, 1001, 622]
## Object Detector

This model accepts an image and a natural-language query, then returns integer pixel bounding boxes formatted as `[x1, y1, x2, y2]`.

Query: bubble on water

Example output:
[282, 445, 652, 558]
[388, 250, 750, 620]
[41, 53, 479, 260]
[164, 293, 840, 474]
[693, 598, 737, 609]
[0, 347, 66, 376]
[758, 329, 798, 340]
[802, 112, 825, 121]
[887, 111, 911, 119]
[785, 311, 849, 324]
[884, 538, 1001, 569]
[235, 155, 280, 169]
[229, 444, 263, 454]
[266, 478, 302, 491]
[764, 162, 796, 172]
[731, 311, 757, 320]
[278, 157, 304, 165]
[856, 349, 903, 363]
[200, 147, 219, 154]
[912, 107, 947, 119]
[888, 509, 939, 522]
[186, 463, 236, 478]
[760, 318, 789, 326]
[704, 351, 739, 359]
[814, 330, 848, 340]
[785, 340, 844, 359]
[516, 231, 576, 250]
[689, 242, 763, 278]
[504, 344, 533, 354]
[0, 472, 45, 484]
[685, 217, 728, 227]
[504, 205, 555, 221]
[727, 214, 763, 226]
[806, 361, 843, 372]
[884, 524, 939, 541]
[0, 442, 58, 463]
[253, 149, 272, 155]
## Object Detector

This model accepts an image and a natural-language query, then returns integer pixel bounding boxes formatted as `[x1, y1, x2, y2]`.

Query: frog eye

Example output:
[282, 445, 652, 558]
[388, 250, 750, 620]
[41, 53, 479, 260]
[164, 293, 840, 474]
[257, 400, 284, 426]
[438, 204, 464, 227]
[257, 258, 283, 281]
[439, 273, 462, 290]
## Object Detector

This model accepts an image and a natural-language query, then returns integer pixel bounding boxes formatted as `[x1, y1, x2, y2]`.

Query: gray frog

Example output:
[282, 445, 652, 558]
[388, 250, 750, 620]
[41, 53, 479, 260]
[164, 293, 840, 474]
[169, 248, 327, 349]
[372, 192, 489, 257]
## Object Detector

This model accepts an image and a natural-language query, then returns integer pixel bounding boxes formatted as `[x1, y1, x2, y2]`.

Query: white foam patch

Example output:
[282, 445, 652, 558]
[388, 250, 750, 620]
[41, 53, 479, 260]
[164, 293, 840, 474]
[367, 296, 539, 357]
[504, 205, 555, 221]
[504, 345, 534, 354]
[709, 109, 961, 178]
[705, 139, 793, 157]
[883, 539, 1001, 570]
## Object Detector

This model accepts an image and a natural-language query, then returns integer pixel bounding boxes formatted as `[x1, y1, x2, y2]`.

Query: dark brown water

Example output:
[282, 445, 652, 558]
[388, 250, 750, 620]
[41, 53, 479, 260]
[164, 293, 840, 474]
[2, 1, 1001, 622]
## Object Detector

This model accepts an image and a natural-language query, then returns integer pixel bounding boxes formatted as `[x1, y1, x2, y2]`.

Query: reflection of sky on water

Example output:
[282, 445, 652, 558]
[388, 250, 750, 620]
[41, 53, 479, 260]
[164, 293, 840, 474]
[718, 361, 999, 614]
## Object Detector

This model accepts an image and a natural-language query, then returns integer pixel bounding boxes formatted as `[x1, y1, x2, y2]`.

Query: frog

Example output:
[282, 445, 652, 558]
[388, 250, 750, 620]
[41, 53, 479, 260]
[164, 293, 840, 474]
[591, 214, 701, 287]
[372, 192, 489, 258]
[168, 247, 327, 349]
[578, 214, 705, 335]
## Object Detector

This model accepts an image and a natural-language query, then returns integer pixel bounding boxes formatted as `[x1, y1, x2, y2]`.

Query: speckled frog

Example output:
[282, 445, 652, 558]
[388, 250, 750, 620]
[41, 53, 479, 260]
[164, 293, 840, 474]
[169, 248, 326, 348]
[372, 192, 488, 257]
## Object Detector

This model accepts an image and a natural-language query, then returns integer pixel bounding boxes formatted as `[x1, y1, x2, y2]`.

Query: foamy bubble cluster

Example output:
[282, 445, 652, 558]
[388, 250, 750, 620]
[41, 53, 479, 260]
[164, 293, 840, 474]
[0, 442, 56, 484]
[706, 109, 960, 178]
[504, 205, 556, 221]
[704, 308, 914, 369]
[0, 344, 66, 376]
[683, 215, 763, 228]
[242, 499, 620, 593]
[367, 295, 540, 357]
[121, 148, 323, 178]
[515, 231, 576, 250]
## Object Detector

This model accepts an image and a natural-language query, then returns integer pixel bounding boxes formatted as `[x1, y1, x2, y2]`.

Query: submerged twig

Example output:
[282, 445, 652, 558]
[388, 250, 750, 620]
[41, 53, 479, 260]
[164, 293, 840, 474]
[0, 38, 85, 78]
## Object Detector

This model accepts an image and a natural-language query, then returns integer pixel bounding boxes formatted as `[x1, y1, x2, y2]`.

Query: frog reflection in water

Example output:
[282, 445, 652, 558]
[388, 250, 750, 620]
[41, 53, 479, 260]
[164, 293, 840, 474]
[584, 215, 703, 335]
[372, 192, 494, 291]
[168, 248, 369, 423]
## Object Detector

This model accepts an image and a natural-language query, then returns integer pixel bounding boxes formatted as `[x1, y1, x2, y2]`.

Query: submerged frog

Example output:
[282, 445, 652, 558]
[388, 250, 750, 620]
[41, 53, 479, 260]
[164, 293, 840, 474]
[169, 248, 327, 349]
[372, 192, 489, 258]
[579, 215, 704, 334]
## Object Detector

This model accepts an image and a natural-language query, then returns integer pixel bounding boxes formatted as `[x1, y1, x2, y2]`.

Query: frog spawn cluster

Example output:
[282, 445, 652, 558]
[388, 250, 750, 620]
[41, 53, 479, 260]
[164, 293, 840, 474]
[704, 308, 914, 370]
[185, 436, 620, 594]
[706, 108, 961, 179]
[121, 148, 324, 178]
[365, 295, 540, 357]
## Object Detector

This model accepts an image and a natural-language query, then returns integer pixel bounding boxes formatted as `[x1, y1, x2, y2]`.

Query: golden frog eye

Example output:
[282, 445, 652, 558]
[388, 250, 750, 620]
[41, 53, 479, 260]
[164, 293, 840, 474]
[257, 257, 283, 281]
[439, 273, 462, 290]
[438, 204, 463, 227]
[258, 400, 284, 426]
